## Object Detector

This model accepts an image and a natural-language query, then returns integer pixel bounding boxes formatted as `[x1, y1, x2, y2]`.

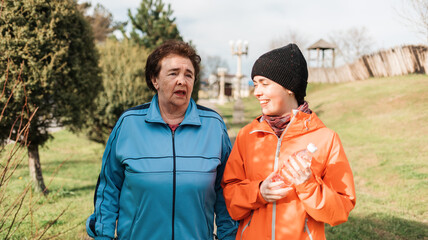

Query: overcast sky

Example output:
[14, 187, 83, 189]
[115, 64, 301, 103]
[85, 0, 424, 76]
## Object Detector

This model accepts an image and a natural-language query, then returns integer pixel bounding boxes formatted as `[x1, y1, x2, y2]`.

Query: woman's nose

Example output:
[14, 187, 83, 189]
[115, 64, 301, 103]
[177, 74, 186, 85]
[253, 86, 261, 96]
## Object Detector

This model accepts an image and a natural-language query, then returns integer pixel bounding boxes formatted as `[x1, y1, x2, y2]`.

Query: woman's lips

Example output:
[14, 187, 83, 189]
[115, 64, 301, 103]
[174, 90, 186, 97]
[259, 99, 269, 106]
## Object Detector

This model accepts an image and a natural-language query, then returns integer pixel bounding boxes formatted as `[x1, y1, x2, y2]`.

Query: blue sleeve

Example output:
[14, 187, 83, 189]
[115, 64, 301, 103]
[86, 117, 125, 239]
[214, 124, 239, 240]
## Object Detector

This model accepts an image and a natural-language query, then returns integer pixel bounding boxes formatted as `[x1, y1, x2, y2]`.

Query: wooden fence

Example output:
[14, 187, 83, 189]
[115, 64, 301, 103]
[308, 45, 428, 83]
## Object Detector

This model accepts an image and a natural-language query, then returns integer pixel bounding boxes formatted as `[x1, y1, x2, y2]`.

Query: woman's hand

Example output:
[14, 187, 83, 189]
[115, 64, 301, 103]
[282, 154, 312, 185]
[260, 172, 293, 202]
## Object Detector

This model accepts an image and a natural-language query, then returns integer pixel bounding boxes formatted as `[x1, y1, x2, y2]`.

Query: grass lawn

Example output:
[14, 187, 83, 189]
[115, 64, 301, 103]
[1, 74, 427, 239]
[1, 131, 104, 239]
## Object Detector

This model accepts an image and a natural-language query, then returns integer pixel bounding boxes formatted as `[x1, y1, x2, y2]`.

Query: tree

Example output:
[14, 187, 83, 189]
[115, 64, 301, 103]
[86, 39, 152, 144]
[329, 27, 374, 63]
[78, 2, 120, 43]
[0, 0, 102, 194]
[396, 0, 428, 43]
[127, 0, 183, 50]
[126, 0, 200, 101]
[200, 55, 230, 80]
[270, 28, 309, 51]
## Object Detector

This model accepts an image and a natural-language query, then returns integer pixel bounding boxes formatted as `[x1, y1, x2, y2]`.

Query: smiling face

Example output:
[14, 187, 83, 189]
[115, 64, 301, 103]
[253, 76, 298, 117]
[151, 54, 195, 115]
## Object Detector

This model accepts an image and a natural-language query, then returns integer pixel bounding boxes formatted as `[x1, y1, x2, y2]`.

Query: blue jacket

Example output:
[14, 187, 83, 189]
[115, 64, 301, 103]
[86, 95, 238, 240]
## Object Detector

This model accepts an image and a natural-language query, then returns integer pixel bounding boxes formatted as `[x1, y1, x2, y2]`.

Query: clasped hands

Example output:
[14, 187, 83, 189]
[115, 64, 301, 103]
[260, 154, 312, 202]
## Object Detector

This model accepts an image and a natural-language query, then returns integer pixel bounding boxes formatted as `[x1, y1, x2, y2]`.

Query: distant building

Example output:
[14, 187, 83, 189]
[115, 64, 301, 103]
[307, 39, 337, 68]
[200, 69, 251, 102]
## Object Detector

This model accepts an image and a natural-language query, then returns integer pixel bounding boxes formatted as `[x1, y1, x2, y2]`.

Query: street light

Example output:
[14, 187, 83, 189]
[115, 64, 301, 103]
[229, 40, 248, 124]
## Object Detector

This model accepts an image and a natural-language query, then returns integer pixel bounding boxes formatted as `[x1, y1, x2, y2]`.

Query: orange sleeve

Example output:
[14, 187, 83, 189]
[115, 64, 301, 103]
[221, 132, 268, 221]
[295, 132, 356, 226]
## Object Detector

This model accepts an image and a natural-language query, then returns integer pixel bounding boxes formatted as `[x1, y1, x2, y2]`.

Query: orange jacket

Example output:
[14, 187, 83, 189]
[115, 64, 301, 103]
[221, 110, 356, 240]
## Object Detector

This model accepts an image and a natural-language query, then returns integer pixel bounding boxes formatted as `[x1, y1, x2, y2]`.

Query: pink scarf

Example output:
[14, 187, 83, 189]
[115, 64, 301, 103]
[262, 101, 312, 137]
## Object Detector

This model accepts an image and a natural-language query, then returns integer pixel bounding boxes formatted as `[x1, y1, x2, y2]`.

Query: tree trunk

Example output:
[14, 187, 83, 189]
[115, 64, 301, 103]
[28, 144, 48, 195]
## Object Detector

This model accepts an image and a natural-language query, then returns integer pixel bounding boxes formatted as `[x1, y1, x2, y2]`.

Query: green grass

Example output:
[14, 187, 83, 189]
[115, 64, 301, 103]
[1, 74, 427, 239]
[1, 131, 104, 239]
[307, 75, 428, 239]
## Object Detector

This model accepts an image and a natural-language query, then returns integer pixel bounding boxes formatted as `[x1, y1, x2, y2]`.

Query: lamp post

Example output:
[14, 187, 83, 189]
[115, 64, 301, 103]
[229, 40, 248, 124]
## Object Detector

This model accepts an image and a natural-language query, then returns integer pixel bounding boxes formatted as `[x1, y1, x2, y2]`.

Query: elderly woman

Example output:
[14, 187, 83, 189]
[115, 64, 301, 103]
[86, 40, 238, 240]
[221, 43, 356, 240]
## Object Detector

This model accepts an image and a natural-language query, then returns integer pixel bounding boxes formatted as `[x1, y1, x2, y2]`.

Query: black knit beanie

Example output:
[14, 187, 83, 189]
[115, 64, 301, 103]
[251, 43, 308, 99]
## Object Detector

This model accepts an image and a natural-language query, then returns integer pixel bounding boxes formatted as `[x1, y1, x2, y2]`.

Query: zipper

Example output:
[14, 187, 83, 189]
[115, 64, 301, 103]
[271, 135, 283, 240]
[240, 212, 253, 240]
[304, 218, 313, 240]
[251, 115, 297, 240]
[171, 129, 176, 240]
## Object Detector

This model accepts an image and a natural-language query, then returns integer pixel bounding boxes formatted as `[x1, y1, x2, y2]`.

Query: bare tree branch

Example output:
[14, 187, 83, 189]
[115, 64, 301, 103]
[329, 27, 375, 64]
[395, 0, 428, 43]
[269, 28, 309, 51]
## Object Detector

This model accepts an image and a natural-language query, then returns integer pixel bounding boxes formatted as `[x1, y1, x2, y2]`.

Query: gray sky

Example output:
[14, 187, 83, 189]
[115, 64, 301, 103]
[85, 0, 423, 76]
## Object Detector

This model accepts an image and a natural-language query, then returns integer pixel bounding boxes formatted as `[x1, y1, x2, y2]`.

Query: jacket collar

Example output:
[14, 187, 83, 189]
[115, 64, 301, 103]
[145, 94, 201, 126]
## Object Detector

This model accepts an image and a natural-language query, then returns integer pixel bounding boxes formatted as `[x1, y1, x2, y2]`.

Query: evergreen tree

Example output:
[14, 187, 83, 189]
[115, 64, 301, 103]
[86, 39, 152, 144]
[84, 0, 199, 141]
[128, 0, 183, 50]
[0, 0, 102, 194]
[126, 0, 199, 101]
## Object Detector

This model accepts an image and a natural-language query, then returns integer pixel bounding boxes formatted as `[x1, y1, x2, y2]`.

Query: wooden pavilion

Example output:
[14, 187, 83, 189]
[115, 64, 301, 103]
[307, 39, 337, 68]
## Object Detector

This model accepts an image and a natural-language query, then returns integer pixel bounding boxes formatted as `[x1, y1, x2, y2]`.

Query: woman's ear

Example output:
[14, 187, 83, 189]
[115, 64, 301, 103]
[151, 77, 159, 90]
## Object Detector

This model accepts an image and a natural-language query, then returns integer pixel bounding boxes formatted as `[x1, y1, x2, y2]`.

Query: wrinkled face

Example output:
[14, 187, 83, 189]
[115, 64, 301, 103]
[151, 54, 195, 111]
[253, 76, 296, 116]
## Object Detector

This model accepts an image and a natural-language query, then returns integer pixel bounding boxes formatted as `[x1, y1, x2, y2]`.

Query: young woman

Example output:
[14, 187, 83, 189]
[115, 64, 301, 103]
[222, 43, 356, 240]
